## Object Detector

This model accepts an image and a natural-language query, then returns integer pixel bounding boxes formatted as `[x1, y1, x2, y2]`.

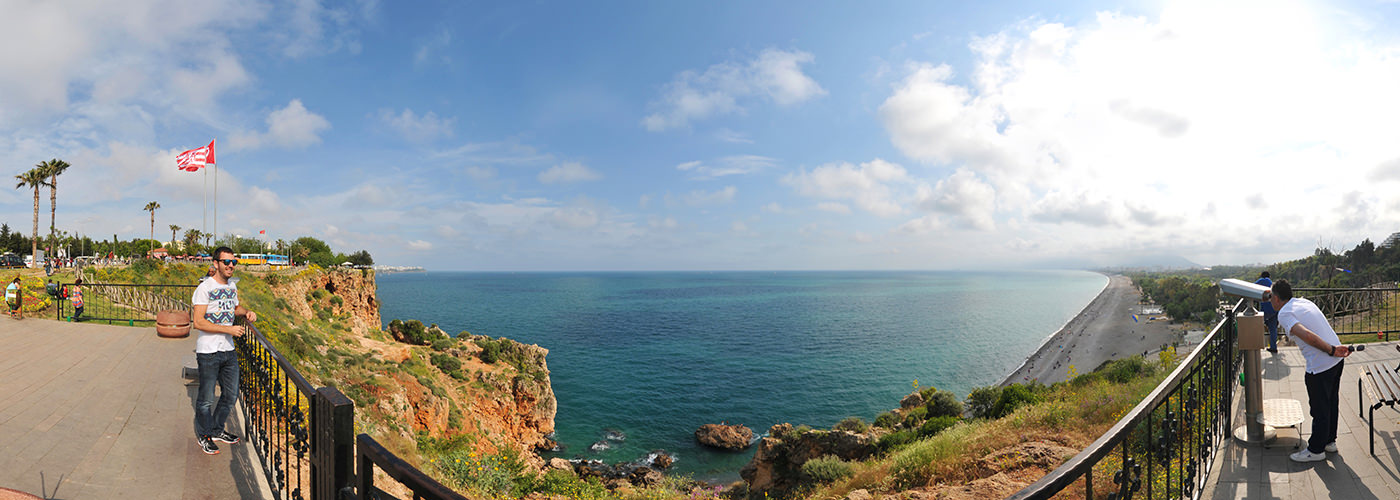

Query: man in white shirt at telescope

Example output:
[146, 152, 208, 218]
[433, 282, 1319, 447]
[1269, 279, 1352, 463]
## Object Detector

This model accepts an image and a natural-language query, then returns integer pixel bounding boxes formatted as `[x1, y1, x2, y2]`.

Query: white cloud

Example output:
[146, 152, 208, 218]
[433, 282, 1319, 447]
[817, 202, 852, 214]
[414, 29, 452, 67]
[714, 128, 754, 144]
[782, 159, 908, 217]
[684, 186, 737, 206]
[538, 162, 602, 184]
[643, 48, 826, 131]
[874, 0, 1400, 264]
[274, 0, 373, 59]
[407, 239, 433, 251]
[915, 169, 997, 230]
[550, 207, 600, 230]
[379, 108, 454, 143]
[676, 155, 778, 180]
[464, 166, 496, 181]
[232, 99, 332, 150]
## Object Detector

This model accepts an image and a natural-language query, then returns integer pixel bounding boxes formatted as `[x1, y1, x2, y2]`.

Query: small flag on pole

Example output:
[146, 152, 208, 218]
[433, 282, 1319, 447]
[176, 139, 216, 171]
[1132, 314, 1139, 323]
[259, 230, 266, 235]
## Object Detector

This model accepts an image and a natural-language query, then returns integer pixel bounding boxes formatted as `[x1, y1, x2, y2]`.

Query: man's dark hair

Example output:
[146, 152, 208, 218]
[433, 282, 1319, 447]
[1260, 271, 1270, 279]
[213, 246, 235, 260]
[1272, 279, 1293, 302]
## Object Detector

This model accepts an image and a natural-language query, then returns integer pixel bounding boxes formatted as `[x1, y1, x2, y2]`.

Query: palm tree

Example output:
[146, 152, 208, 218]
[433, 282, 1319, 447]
[37, 159, 71, 252]
[183, 228, 202, 254]
[169, 224, 181, 250]
[15, 168, 51, 267]
[143, 201, 160, 257]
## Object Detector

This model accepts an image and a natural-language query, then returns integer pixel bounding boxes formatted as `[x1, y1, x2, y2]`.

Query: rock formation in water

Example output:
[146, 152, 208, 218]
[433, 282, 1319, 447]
[695, 423, 754, 450]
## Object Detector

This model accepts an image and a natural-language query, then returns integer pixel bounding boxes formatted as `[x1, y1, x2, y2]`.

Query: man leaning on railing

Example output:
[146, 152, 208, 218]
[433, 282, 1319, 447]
[191, 245, 258, 456]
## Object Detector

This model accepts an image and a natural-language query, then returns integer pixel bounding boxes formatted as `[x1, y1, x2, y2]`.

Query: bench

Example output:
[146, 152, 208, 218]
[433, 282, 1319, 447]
[1359, 362, 1400, 455]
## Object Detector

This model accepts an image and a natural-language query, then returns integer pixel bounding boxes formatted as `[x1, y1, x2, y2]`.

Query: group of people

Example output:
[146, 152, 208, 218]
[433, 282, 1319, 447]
[4, 276, 84, 320]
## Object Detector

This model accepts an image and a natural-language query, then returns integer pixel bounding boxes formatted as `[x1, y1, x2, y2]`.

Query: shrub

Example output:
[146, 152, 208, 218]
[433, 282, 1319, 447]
[431, 338, 454, 352]
[834, 416, 869, 433]
[311, 289, 327, 300]
[1101, 356, 1152, 383]
[966, 386, 1002, 419]
[924, 390, 963, 418]
[877, 429, 918, 453]
[330, 295, 343, 307]
[801, 455, 854, 483]
[991, 384, 1042, 419]
[917, 415, 959, 438]
[131, 258, 162, 275]
[476, 338, 504, 363]
[389, 319, 445, 346]
[874, 411, 900, 429]
[530, 469, 609, 500]
[431, 353, 462, 373]
[901, 406, 928, 428]
[435, 447, 526, 497]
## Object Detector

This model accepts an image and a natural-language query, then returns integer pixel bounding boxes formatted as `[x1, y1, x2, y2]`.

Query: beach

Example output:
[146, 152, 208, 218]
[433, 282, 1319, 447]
[1002, 274, 1188, 386]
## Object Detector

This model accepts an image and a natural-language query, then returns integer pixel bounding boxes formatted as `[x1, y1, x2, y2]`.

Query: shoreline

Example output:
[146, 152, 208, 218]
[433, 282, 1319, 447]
[1001, 274, 1186, 386]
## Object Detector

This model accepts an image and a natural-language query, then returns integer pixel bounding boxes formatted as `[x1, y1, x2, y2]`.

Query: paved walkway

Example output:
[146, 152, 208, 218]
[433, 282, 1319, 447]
[0, 316, 269, 499]
[1205, 341, 1400, 499]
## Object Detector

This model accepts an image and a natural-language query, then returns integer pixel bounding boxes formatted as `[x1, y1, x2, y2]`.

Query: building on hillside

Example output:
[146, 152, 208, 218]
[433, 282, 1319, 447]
[1384, 231, 1400, 249]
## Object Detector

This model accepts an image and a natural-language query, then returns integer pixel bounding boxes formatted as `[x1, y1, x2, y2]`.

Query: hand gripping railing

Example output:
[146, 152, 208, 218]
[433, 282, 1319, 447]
[1007, 300, 1244, 500]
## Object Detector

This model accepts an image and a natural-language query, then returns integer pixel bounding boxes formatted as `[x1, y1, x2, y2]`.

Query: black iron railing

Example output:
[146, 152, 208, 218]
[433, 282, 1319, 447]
[1296, 287, 1400, 341]
[1008, 300, 1242, 500]
[357, 435, 469, 500]
[53, 281, 195, 325]
[235, 320, 464, 500]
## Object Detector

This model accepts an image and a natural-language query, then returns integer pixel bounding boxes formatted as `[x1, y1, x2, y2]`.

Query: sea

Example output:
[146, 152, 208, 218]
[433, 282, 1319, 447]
[376, 270, 1108, 482]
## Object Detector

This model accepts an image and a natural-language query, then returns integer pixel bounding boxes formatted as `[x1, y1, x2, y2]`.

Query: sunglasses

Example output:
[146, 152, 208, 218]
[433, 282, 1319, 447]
[219, 259, 238, 266]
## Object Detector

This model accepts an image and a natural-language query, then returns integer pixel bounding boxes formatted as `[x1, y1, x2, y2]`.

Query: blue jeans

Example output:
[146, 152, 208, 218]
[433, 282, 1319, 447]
[196, 350, 240, 438]
[1265, 314, 1279, 349]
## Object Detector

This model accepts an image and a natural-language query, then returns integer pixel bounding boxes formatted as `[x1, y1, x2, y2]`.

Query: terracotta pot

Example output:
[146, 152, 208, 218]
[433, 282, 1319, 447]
[156, 309, 192, 338]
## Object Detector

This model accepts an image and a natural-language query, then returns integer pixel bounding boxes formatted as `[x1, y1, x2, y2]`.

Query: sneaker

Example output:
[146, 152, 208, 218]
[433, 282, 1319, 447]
[1325, 442, 1338, 453]
[1290, 449, 1326, 462]
[198, 435, 220, 455]
[1267, 348, 1279, 354]
[211, 430, 240, 444]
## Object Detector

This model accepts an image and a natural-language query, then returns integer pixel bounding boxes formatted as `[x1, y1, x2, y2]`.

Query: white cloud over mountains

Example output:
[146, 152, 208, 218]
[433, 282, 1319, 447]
[643, 48, 827, 131]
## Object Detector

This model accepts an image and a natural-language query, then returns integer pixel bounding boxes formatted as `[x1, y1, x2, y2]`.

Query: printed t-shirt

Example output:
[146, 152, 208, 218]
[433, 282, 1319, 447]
[192, 277, 239, 354]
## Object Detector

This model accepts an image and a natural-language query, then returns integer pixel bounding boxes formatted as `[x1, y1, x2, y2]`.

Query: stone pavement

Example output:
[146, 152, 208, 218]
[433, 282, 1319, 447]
[0, 316, 270, 499]
[1204, 341, 1400, 499]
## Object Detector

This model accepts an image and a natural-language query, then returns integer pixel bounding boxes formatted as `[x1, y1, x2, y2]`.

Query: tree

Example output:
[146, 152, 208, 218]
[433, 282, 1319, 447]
[348, 249, 374, 266]
[143, 201, 160, 256]
[37, 159, 71, 253]
[169, 224, 181, 250]
[15, 168, 51, 266]
[183, 229, 203, 254]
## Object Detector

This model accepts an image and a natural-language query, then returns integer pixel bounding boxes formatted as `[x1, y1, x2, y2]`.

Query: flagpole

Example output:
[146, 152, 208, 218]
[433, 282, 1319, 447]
[213, 162, 218, 245]
[203, 167, 207, 247]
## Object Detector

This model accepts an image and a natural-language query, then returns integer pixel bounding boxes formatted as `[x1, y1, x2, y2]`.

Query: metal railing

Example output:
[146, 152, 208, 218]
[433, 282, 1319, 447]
[1296, 287, 1400, 340]
[1008, 300, 1243, 500]
[357, 435, 469, 500]
[54, 281, 195, 325]
[235, 320, 465, 500]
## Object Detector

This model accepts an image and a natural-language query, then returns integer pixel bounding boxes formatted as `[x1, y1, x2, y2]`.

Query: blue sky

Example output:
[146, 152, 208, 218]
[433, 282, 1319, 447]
[4, 0, 1400, 270]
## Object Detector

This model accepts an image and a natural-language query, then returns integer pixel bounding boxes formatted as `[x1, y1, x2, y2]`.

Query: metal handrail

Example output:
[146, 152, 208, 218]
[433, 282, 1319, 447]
[1008, 299, 1242, 499]
[356, 435, 469, 500]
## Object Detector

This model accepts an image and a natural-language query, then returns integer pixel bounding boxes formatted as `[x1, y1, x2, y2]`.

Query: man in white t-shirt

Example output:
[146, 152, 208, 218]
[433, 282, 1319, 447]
[1269, 279, 1352, 463]
[191, 246, 258, 455]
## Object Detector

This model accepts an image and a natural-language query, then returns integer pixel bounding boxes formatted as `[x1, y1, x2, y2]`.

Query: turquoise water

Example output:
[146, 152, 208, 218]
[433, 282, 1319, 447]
[376, 270, 1106, 481]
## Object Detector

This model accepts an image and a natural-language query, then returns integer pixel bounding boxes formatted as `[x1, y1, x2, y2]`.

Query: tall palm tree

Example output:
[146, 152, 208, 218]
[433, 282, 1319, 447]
[169, 224, 181, 249]
[37, 159, 71, 252]
[15, 168, 51, 267]
[143, 201, 160, 257]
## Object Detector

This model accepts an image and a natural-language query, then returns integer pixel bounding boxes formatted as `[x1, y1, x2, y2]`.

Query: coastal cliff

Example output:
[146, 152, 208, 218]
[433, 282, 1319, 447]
[255, 268, 557, 468]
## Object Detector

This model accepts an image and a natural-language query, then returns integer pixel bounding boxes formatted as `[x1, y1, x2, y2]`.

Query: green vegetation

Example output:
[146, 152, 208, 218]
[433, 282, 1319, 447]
[833, 416, 869, 433]
[801, 455, 854, 483]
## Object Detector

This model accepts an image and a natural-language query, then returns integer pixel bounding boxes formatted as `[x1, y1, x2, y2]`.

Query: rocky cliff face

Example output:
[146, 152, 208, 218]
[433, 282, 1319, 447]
[266, 268, 556, 468]
[740, 423, 877, 500]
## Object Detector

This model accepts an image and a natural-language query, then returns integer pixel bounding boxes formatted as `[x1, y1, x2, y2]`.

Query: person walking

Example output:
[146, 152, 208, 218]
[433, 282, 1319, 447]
[69, 278, 84, 321]
[1256, 271, 1280, 353]
[1270, 279, 1352, 462]
[5, 277, 20, 319]
[190, 246, 257, 455]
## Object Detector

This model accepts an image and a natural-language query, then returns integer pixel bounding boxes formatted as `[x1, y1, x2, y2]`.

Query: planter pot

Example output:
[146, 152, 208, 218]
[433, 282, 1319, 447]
[156, 309, 192, 338]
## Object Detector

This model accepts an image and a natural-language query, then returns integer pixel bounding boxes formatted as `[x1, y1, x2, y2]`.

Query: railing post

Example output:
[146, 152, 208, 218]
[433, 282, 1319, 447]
[314, 387, 355, 500]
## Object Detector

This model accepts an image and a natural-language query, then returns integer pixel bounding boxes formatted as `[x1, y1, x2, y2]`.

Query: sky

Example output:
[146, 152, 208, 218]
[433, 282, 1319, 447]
[4, 0, 1400, 271]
